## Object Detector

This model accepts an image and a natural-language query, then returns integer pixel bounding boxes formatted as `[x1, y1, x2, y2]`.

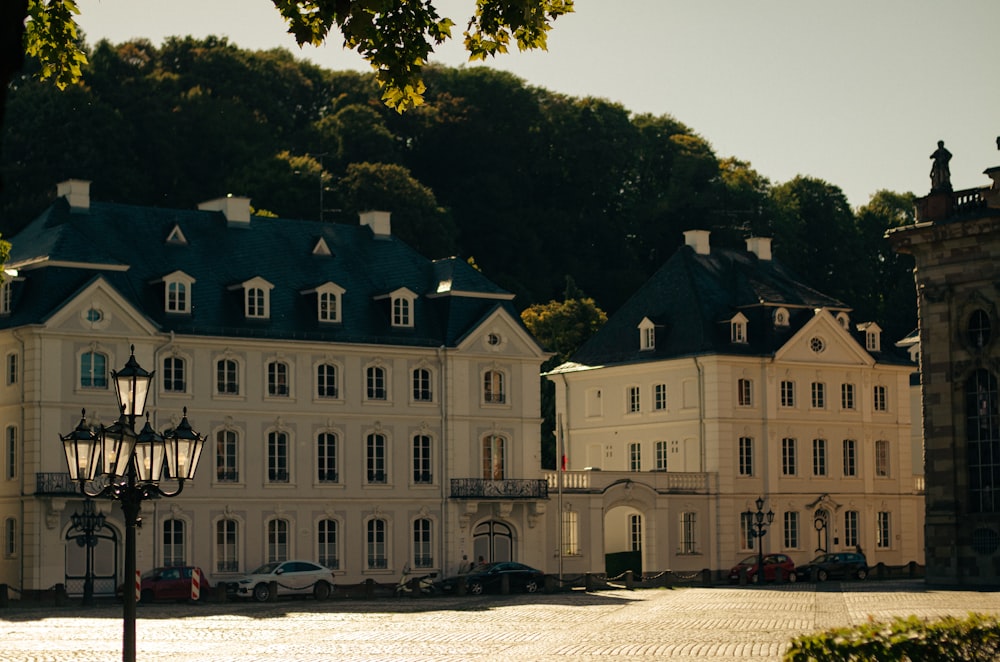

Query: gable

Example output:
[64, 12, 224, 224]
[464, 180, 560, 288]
[774, 309, 873, 366]
[42, 276, 160, 337]
[454, 307, 551, 360]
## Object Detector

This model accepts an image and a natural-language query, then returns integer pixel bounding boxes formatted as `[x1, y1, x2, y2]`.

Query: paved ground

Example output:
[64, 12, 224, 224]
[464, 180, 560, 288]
[2, 580, 1000, 661]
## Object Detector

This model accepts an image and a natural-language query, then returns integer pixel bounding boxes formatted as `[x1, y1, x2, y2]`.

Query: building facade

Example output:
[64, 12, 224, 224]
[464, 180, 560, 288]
[546, 230, 924, 578]
[888, 145, 1000, 585]
[0, 181, 550, 596]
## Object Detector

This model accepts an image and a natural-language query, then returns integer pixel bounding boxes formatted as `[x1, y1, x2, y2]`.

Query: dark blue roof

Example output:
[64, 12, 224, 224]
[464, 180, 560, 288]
[4, 196, 518, 347]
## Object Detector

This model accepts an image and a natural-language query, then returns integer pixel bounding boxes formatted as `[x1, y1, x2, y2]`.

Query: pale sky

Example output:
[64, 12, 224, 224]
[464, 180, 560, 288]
[75, 0, 1000, 208]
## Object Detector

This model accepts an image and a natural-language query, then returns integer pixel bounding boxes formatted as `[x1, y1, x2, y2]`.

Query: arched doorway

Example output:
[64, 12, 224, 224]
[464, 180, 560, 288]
[813, 509, 830, 554]
[64, 520, 119, 598]
[472, 520, 512, 564]
[604, 505, 643, 577]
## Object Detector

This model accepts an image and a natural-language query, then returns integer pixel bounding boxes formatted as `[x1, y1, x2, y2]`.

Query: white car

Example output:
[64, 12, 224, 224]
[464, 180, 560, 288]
[235, 560, 335, 602]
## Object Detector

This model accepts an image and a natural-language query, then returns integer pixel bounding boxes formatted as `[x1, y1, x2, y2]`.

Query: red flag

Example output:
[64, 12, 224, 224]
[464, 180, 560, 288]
[561, 455, 567, 471]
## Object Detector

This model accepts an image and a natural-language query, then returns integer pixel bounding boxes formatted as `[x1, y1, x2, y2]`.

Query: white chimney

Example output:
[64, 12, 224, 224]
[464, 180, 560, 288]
[198, 195, 251, 226]
[683, 229, 711, 255]
[57, 179, 91, 211]
[746, 237, 772, 261]
[360, 210, 391, 238]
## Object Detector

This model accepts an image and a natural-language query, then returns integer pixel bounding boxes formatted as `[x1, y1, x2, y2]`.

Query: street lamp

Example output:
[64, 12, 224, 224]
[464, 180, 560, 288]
[60, 346, 205, 662]
[66, 499, 106, 605]
[746, 496, 774, 583]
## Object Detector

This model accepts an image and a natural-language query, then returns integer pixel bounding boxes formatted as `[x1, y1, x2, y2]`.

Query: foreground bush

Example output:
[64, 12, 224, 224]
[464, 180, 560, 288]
[784, 613, 1000, 661]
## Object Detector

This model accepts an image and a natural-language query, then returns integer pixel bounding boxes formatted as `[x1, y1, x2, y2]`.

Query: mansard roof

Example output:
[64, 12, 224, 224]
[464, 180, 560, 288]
[3, 192, 521, 348]
[566, 236, 906, 368]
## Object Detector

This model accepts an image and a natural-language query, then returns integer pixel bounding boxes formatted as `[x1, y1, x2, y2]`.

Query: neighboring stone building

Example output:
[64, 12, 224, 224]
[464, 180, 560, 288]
[0, 181, 550, 597]
[546, 230, 923, 578]
[888, 143, 1000, 585]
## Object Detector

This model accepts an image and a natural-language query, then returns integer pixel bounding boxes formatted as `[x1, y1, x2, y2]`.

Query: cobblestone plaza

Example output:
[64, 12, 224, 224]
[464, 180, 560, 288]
[3, 580, 1000, 661]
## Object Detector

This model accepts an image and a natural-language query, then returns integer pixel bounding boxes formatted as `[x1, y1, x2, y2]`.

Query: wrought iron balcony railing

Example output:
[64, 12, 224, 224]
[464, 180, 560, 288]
[450, 478, 548, 499]
[36, 472, 80, 495]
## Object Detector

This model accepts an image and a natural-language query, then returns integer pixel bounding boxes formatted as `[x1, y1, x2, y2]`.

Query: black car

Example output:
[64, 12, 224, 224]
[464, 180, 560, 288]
[796, 552, 869, 581]
[441, 562, 545, 595]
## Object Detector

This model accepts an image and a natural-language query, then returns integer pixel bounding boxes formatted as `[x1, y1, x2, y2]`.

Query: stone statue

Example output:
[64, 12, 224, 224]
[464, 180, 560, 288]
[930, 140, 952, 192]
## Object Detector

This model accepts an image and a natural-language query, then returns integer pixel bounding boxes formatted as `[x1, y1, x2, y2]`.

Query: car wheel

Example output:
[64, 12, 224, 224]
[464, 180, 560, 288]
[468, 581, 484, 596]
[788, 571, 797, 583]
[856, 568, 868, 580]
[313, 581, 331, 600]
[253, 583, 271, 602]
[750, 572, 759, 584]
[524, 579, 539, 593]
[817, 569, 828, 582]
[140, 589, 154, 603]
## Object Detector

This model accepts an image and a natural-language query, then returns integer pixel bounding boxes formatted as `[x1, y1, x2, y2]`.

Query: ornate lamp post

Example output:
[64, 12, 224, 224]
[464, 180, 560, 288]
[60, 346, 205, 662]
[746, 496, 774, 582]
[66, 499, 106, 605]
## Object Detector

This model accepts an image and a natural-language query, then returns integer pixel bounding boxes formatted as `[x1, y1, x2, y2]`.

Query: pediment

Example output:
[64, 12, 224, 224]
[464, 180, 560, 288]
[774, 309, 873, 366]
[455, 307, 551, 359]
[42, 276, 160, 337]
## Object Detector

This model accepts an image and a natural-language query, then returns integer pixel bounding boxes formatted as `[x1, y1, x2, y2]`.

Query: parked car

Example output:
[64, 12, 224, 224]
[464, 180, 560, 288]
[234, 560, 335, 602]
[440, 561, 545, 595]
[796, 552, 869, 581]
[117, 566, 210, 603]
[728, 554, 797, 583]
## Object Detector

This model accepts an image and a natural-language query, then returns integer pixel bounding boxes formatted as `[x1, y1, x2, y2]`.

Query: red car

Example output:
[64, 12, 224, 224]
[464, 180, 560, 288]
[728, 554, 797, 583]
[123, 566, 210, 602]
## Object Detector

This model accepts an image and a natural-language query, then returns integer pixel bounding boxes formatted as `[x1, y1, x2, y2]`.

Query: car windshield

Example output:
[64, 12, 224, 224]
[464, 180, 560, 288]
[809, 554, 833, 564]
[738, 555, 758, 565]
[250, 562, 281, 575]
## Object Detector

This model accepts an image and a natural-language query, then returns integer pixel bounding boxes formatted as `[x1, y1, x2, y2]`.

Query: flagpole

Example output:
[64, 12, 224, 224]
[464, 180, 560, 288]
[557, 412, 564, 582]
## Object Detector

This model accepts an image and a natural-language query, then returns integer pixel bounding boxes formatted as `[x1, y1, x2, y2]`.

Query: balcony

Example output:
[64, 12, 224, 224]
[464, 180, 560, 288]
[35, 472, 79, 495]
[544, 470, 711, 494]
[450, 478, 548, 499]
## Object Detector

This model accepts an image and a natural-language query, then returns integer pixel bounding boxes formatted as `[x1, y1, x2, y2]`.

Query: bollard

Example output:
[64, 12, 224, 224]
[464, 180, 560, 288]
[364, 578, 375, 599]
[739, 567, 748, 585]
[584, 572, 594, 592]
[0, 583, 7, 608]
[135, 570, 141, 603]
[268, 580, 278, 602]
[775, 566, 783, 583]
[191, 568, 201, 602]
[702, 569, 712, 587]
[544, 575, 556, 594]
[457, 576, 466, 596]
[500, 573, 510, 595]
[625, 570, 634, 590]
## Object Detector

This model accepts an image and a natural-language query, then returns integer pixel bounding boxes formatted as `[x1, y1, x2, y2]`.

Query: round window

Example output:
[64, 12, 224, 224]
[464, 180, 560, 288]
[809, 337, 825, 353]
[487, 333, 501, 346]
[86, 308, 103, 323]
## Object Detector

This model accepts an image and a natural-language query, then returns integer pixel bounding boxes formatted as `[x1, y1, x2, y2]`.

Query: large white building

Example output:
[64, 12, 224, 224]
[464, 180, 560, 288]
[0, 181, 550, 597]
[545, 230, 924, 578]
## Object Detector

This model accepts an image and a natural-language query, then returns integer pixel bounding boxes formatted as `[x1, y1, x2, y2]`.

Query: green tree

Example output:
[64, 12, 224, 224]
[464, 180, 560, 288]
[521, 278, 607, 468]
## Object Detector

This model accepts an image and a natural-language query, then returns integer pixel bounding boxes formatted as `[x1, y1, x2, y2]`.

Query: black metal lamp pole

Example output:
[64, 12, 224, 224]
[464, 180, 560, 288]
[60, 346, 205, 662]
[746, 496, 774, 582]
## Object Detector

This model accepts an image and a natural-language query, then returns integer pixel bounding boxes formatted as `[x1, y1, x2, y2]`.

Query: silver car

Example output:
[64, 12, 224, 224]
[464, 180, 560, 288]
[235, 560, 335, 602]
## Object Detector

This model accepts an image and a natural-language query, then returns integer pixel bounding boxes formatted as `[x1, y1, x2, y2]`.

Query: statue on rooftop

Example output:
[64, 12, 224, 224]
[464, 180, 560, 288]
[930, 140, 952, 192]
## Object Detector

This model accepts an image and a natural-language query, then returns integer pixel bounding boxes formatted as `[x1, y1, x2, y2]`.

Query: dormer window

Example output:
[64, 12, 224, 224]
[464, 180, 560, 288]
[836, 312, 850, 329]
[380, 287, 416, 328]
[232, 276, 274, 320]
[773, 307, 789, 327]
[161, 271, 195, 314]
[730, 312, 748, 344]
[859, 322, 882, 352]
[304, 282, 345, 324]
[638, 317, 656, 351]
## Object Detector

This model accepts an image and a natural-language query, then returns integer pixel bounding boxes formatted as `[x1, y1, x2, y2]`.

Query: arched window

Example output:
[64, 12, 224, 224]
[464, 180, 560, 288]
[268, 431, 289, 483]
[483, 370, 505, 404]
[80, 350, 107, 388]
[318, 519, 338, 569]
[163, 356, 186, 392]
[163, 519, 185, 567]
[316, 363, 339, 399]
[216, 358, 239, 395]
[267, 519, 289, 562]
[367, 518, 387, 569]
[413, 518, 433, 568]
[483, 435, 506, 480]
[216, 519, 239, 572]
[967, 369, 1000, 513]
[969, 309, 992, 349]
[317, 432, 338, 483]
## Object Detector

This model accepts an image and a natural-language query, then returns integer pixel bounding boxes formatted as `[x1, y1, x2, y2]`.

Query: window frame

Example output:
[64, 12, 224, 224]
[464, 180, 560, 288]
[267, 360, 290, 398]
[483, 369, 506, 405]
[316, 362, 340, 400]
[412, 434, 432, 484]
[366, 365, 388, 401]
[737, 378, 753, 407]
[80, 349, 108, 389]
[317, 431, 338, 484]
[841, 383, 856, 410]
[783, 511, 799, 549]
[738, 436, 754, 477]
[812, 438, 827, 476]
[366, 432, 387, 484]
[811, 382, 826, 409]
[781, 437, 797, 476]
[412, 518, 433, 568]
[215, 428, 240, 483]
[317, 519, 339, 569]
[655, 440, 668, 471]
[780, 380, 795, 408]
[267, 430, 290, 483]
[874, 439, 890, 477]
[162, 518, 186, 567]
[216, 357, 240, 396]
[366, 518, 388, 569]
[412, 367, 433, 402]
[843, 439, 857, 477]
[873, 384, 888, 412]
[215, 518, 240, 573]
[627, 385, 640, 413]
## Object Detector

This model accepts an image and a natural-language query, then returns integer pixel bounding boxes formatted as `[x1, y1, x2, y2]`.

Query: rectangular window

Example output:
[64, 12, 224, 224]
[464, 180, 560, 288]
[781, 438, 797, 476]
[876, 511, 891, 549]
[6, 426, 16, 480]
[163, 356, 185, 392]
[562, 510, 579, 555]
[843, 439, 857, 477]
[7, 353, 16, 386]
[740, 512, 754, 550]
[317, 432, 338, 483]
[812, 438, 827, 476]
[163, 519, 185, 567]
[627, 386, 640, 413]
[367, 433, 386, 483]
[738, 437, 753, 477]
[216, 520, 239, 573]
[783, 511, 799, 548]
[317, 363, 338, 399]
[844, 510, 859, 548]
[392, 297, 411, 326]
[738, 378, 753, 407]
[875, 439, 890, 477]
[4, 517, 15, 558]
[167, 281, 187, 313]
[217, 359, 239, 395]
[680, 512, 697, 554]
[780, 380, 795, 407]
[246, 287, 266, 318]
[318, 291, 338, 322]
[367, 519, 387, 569]
[318, 519, 338, 569]
[628, 442, 641, 472]
[483, 370, 505, 404]
[811, 382, 825, 408]
[413, 519, 433, 568]
[412, 368, 432, 401]
[655, 441, 668, 471]
[367, 366, 387, 400]
[841, 383, 855, 410]
[629, 514, 642, 552]
[413, 434, 432, 483]
[216, 430, 239, 482]
[268, 519, 289, 563]
[268, 362, 289, 397]
[268, 431, 289, 483]
[653, 383, 667, 411]
[81, 351, 107, 388]
[873, 385, 887, 411]
[483, 435, 506, 480]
